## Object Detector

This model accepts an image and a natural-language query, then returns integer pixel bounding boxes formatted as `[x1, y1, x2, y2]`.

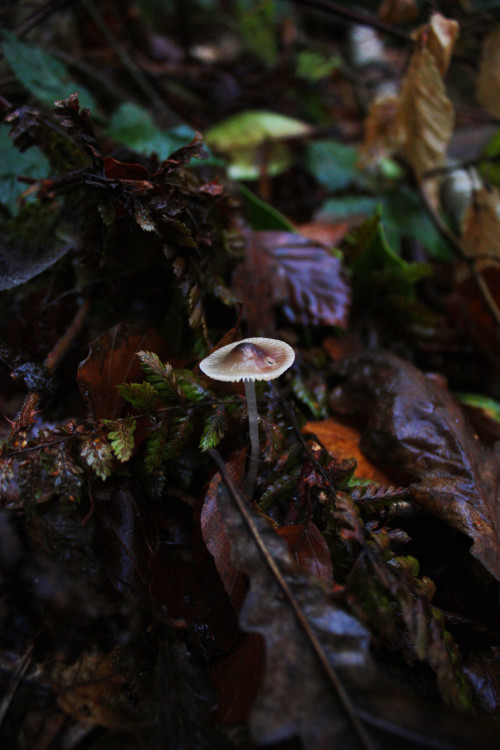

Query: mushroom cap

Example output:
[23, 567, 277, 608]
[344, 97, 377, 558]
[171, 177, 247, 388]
[199, 337, 295, 382]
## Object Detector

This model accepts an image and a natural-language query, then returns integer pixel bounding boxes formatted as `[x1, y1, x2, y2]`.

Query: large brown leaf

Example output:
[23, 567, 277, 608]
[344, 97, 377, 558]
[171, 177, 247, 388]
[232, 229, 351, 334]
[203, 452, 500, 749]
[77, 323, 167, 420]
[329, 350, 500, 582]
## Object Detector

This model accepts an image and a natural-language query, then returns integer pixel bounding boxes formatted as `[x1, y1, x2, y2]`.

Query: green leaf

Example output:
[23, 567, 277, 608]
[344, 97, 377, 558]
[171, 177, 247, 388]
[316, 195, 379, 222]
[199, 405, 226, 451]
[348, 213, 432, 300]
[137, 351, 185, 405]
[239, 184, 296, 231]
[104, 415, 137, 463]
[205, 110, 310, 180]
[290, 374, 328, 418]
[117, 381, 159, 411]
[454, 392, 500, 423]
[106, 103, 196, 159]
[2, 30, 96, 109]
[80, 434, 113, 480]
[306, 139, 359, 192]
[144, 421, 169, 474]
[296, 50, 341, 81]
[177, 370, 213, 403]
[0, 125, 50, 215]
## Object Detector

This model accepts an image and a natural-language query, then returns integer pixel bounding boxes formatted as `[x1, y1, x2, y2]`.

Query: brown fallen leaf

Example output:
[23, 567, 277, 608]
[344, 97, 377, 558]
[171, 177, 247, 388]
[203, 451, 500, 749]
[232, 229, 351, 334]
[304, 417, 393, 484]
[277, 521, 333, 584]
[397, 34, 455, 179]
[476, 24, 500, 120]
[329, 349, 500, 582]
[461, 185, 500, 271]
[77, 323, 168, 420]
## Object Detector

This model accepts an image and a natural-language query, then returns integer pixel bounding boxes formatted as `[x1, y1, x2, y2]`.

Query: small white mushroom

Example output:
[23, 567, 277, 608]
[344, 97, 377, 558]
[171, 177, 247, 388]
[199, 337, 295, 498]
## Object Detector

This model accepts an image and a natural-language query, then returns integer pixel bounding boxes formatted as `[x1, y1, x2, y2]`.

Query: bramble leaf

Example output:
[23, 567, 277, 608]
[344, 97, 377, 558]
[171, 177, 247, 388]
[80, 434, 113, 481]
[104, 416, 137, 463]
[137, 351, 185, 405]
[199, 405, 226, 452]
[117, 382, 159, 411]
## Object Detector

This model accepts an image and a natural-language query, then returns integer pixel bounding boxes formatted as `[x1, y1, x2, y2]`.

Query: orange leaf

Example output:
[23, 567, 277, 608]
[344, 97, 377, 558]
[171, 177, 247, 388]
[303, 418, 392, 484]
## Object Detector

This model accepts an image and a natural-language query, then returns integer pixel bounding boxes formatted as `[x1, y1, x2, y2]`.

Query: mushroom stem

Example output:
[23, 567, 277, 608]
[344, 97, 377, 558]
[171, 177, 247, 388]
[244, 379, 260, 499]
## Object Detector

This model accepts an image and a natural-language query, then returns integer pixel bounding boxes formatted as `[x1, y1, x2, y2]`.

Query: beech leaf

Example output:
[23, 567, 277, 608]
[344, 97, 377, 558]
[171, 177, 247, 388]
[232, 229, 351, 333]
[329, 350, 500, 583]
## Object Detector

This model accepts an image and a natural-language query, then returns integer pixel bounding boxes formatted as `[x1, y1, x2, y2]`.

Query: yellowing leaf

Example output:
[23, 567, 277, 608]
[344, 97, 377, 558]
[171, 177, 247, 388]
[397, 43, 454, 179]
[422, 12, 459, 77]
[476, 25, 500, 120]
[358, 94, 401, 168]
[462, 185, 500, 270]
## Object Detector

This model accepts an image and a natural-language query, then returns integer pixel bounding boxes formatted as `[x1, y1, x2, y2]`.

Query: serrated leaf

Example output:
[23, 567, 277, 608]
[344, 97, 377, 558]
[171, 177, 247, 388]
[199, 405, 227, 452]
[0, 456, 15, 494]
[51, 443, 83, 503]
[80, 434, 113, 480]
[144, 420, 169, 474]
[137, 351, 185, 405]
[104, 415, 137, 463]
[117, 381, 159, 411]
[2, 30, 95, 110]
[177, 370, 212, 403]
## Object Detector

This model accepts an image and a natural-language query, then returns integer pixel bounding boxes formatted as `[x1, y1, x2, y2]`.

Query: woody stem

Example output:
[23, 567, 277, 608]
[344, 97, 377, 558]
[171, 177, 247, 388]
[244, 380, 260, 499]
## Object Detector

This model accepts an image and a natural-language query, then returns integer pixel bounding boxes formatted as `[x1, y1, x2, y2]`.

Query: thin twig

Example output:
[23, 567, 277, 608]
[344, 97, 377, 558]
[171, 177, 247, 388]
[81, 0, 176, 122]
[208, 448, 376, 750]
[423, 152, 500, 180]
[417, 182, 500, 333]
[289, 0, 410, 41]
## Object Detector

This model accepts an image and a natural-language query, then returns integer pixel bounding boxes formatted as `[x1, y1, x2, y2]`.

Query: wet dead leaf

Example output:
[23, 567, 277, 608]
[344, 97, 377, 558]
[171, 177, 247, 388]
[77, 323, 166, 420]
[329, 350, 500, 582]
[461, 185, 500, 270]
[232, 229, 351, 334]
[304, 417, 393, 484]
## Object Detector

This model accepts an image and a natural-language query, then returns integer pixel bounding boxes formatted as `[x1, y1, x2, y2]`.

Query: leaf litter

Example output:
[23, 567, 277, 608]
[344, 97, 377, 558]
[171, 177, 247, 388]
[1, 2, 500, 749]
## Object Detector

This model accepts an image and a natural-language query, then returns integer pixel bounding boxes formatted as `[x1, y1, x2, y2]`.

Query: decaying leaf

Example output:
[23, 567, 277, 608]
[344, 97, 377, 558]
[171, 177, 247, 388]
[232, 229, 351, 333]
[357, 94, 401, 168]
[476, 24, 500, 120]
[461, 184, 500, 270]
[303, 417, 392, 484]
[77, 324, 166, 420]
[203, 452, 500, 749]
[397, 16, 456, 179]
[329, 349, 500, 583]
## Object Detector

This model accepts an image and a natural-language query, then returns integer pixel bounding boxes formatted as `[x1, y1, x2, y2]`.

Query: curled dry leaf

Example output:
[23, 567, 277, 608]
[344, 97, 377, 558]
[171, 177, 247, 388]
[397, 37, 455, 179]
[329, 350, 500, 582]
[461, 184, 500, 271]
[359, 13, 457, 174]
[476, 24, 500, 121]
[422, 12, 459, 78]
